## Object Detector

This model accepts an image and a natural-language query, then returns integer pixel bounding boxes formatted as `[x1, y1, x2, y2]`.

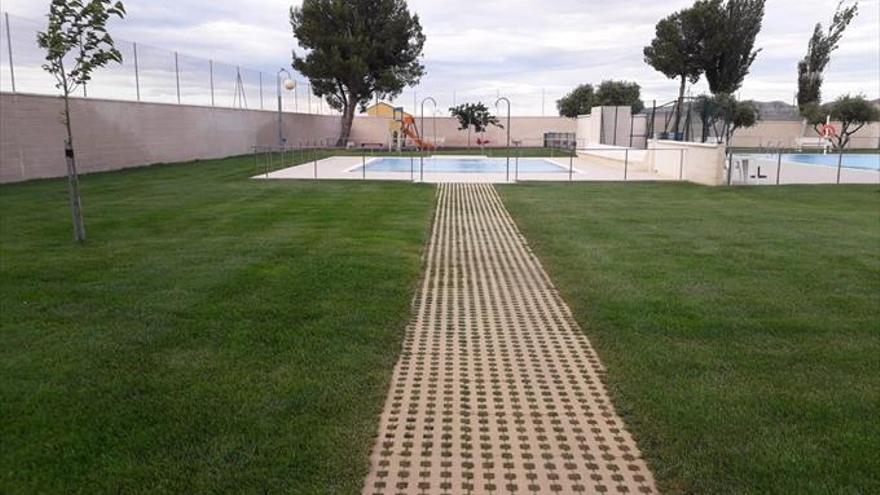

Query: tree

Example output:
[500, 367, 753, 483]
[721, 97, 760, 145]
[644, 8, 703, 133]
[290, 0, 425, 147]
[594, 80, 644, 113]
[556, 84, 595, 118]
[37, 0, 126, 243]
[449, 103, 502, 149]
[796, 1, 859, 112]
[826, 95, 880, 150]
[698, 0, 766, 96]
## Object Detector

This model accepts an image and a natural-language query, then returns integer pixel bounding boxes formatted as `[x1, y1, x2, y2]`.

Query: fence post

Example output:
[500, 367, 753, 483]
[410, 156, 414, 182]
[568, 152, 573, 182]
[836, 149, 843, 184]
[726, 149, 734, 185]
[174, 51, 180, 104]
[515, 143, 520, 182]
[133, 42, 140, 101]
[4, 13, 14, 93]
[613, 106, 619, 146]
[629, 112, 635, 148]
[679, 149, 685, 180]
[776, 149, 782, 185]
[624, 148, 629, 181]
[362, 149, 366, 180]
[209, 59, 214, 107]
[259, 72, 263, 110]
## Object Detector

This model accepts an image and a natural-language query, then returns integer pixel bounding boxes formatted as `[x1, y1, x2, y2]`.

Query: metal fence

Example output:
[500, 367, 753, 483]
[248, 137, 876, 187]
[0, 11, 575, 117]
[0, 11, 339, 114]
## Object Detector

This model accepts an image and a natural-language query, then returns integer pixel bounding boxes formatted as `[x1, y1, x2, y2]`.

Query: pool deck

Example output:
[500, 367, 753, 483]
[733, 156, 879, 185]
[255, 156, 669, 183]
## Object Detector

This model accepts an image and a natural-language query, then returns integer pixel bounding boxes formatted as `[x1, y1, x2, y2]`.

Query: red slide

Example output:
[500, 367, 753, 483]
[401, 115, 436, 151]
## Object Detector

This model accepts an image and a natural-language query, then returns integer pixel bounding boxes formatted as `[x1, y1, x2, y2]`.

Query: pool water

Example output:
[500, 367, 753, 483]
[362, 157, 568, 173]
[742, 153, 879, 171]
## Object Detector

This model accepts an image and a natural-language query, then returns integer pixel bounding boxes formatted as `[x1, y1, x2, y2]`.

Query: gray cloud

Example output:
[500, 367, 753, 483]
[4, 0, 878, 114]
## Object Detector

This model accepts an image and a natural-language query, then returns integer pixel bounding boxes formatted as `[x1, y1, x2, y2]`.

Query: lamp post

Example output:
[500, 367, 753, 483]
[277, 68, 295, 147]
[420, 96, 437, 182]
[495, 97, 511, 182]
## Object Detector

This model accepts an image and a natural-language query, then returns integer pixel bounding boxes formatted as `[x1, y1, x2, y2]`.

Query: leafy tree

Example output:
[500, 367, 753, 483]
[37, 0, 126, 243]
[556, 84, 595, 118]
[698, 0, 766, 95]
[801, 101, 830, 135]
[721, 96, 760, 145]
[796, 1, 859, 112]
[826, 95, 880, 150]
[449, 103, 502, 149]
[644, 8, 703, 133]
[290, 0, 426, 146]
[694, 93, 758, 144]
[594, 80, 644, 113]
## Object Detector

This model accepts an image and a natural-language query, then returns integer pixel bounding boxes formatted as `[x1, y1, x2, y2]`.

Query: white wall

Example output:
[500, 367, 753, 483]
[648, 139, 726, 185]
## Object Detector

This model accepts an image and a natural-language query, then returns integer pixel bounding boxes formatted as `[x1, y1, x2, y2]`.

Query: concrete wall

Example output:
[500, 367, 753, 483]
[398, 116, 577, 148]
[648, 139, 726, 186]
[1, 92, 579, 183]
[576, 144, 650, 172]
[1, 92, 342, 183]
[576, 108, 646, 149]
[731, 120, 880, 149]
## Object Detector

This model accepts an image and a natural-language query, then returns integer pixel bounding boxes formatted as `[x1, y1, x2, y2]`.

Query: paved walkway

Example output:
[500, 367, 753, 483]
[363, 183, 656, 495]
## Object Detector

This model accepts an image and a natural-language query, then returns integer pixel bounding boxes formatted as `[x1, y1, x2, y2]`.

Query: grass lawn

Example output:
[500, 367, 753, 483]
[500, 182, 880, 494]
[0, 155, 435, 493]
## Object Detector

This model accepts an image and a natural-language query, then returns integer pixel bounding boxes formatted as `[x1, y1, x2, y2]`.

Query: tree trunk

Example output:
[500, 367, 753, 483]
[467, 125, 471, 149]
[337, 102, 356, 148]
[62, 91, 86, 243]
[673, 75, 686, 138]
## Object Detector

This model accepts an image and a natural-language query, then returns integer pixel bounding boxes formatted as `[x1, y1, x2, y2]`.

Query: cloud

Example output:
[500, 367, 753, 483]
[3, 0, 878, 115]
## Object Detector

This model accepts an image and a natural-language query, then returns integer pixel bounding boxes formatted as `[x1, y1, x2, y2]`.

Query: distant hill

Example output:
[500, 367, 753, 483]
[747, 99, 880, 121]
[750, 100, 800, 121]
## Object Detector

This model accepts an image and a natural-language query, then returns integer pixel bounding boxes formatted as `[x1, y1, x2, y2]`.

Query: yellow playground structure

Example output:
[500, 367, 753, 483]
[365, 102, 436, 151]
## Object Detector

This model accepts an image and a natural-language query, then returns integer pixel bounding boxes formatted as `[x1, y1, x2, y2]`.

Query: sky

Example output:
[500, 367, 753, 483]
[2, 0, 878, 115]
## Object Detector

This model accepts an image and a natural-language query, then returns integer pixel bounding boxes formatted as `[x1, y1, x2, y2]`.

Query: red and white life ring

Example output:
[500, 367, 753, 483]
[820, 123, 838, 139]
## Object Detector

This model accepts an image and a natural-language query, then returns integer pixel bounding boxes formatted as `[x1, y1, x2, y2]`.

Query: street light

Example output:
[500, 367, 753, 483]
[495, 97, 511, 182]
[277, 68, 295, 147]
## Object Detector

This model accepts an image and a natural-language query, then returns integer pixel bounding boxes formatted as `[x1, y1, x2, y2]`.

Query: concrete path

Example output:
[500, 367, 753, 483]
[363, 183, 656, 495]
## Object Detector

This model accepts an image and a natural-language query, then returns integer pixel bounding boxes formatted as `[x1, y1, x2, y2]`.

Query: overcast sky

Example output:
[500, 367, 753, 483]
[3, 0, 878, 115]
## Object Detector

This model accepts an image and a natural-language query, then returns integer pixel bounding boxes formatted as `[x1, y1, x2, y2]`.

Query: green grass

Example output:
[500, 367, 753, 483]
[0, 156, 435, 493]
[499, 182, 880, 494]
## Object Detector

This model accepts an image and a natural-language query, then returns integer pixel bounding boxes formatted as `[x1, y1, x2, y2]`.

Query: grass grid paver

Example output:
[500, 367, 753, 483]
[363, 183, 656, 495]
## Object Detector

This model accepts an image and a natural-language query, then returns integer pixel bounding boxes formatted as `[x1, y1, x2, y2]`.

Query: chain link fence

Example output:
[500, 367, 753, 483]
[0, 11, 575, 117]
[0, 12, 340, 114]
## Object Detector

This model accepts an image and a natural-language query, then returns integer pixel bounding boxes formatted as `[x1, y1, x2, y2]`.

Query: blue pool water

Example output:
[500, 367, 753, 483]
[362, 157, 568, 173]
[743, 153, 879, 171]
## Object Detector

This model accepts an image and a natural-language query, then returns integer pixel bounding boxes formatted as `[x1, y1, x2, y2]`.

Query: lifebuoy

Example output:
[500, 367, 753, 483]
[820, 123, 838, 138]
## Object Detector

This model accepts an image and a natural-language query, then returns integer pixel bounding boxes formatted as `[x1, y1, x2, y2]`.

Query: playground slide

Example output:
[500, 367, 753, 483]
[401, 116, 436, 150]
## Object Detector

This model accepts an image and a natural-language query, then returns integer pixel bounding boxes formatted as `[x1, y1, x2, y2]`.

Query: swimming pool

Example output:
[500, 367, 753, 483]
[740, 153, 879, 171]
[360, 157, 569, 173]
